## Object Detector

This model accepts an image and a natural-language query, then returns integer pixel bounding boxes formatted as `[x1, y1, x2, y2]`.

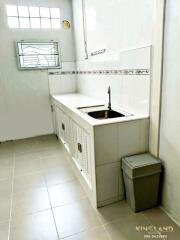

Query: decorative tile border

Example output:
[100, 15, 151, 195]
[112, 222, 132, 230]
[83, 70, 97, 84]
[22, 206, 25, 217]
[49, 69, 150, 76]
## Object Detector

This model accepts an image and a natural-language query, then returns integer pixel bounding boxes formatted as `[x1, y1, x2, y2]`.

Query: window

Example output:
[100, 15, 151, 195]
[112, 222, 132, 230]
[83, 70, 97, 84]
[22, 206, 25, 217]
[17, 42, 60, 69]
[7, 5, 61, 29]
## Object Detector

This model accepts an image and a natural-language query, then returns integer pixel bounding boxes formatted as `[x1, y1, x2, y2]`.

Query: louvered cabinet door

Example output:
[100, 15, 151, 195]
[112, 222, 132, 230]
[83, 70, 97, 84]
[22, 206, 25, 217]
[57, 107, 65, 142]
[53, 105, 59, 136]
[81, 131, 91, 183]
[63, 113, 70, 151]
[68, 119, 73, 154]
[73, 121, 79, 164]
[76, 125, 83, 170]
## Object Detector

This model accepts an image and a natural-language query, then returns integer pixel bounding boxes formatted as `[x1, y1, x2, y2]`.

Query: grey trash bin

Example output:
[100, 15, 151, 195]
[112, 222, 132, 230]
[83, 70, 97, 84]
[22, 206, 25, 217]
[122, 153, 161, 212]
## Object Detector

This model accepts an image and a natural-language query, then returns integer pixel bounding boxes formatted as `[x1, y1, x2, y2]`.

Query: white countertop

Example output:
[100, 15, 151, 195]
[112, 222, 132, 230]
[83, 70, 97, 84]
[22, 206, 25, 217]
[52, 93, 149, 126]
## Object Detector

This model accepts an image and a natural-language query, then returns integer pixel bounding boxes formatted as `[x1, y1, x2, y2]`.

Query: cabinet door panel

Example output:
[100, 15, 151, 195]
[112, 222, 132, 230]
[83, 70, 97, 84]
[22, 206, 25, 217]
[57, 108, 64, 142]
[71, 120, 78, 161]
[63, 113, 70, 150]
[76, 125, 83, 170]
[53, 105, 59, 136]
[54, 106, 92, 186]
[82, 131, 91, 182]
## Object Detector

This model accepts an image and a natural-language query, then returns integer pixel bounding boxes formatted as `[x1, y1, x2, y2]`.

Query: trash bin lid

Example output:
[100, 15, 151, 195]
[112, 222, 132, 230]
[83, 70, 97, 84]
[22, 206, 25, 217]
[122, 153, 162, 179]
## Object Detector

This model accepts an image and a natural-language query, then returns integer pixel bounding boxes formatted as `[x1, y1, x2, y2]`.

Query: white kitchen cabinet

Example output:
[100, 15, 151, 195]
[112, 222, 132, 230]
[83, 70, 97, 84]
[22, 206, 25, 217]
[56, 107, 71, 152]
[52, 104, 59, 136]
[52, 94, 149, 209]
[55, 106, 92, 186]
[63, 113, 71, 152]
[73, 123, 91, 185]
[70, 119, 78, 159]
[56, 107, 64, 142]
[81, 130, 91, 184]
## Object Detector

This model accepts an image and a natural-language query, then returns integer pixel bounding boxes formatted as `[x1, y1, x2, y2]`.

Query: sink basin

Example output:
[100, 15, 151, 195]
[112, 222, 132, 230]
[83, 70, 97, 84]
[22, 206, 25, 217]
[87, 110, 125, 119]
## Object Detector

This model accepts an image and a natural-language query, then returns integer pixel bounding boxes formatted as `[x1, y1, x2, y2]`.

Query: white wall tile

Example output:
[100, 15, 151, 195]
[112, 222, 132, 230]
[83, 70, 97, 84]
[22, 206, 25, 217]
[48, 62, 77, 95]
[76, 47, 151, 116]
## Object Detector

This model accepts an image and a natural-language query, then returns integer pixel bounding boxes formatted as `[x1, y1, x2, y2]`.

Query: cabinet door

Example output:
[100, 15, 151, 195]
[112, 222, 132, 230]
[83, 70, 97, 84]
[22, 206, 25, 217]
[63, 113, 70, 151]
[76, 125, 83, 170]
[74, 123, 91, 184]
[57, 107, 69, 144]
[70, 120, 78, 160]
[53, 105, 59, 136]
[56, 107, 64, 142]
[81, 131, 91, 183]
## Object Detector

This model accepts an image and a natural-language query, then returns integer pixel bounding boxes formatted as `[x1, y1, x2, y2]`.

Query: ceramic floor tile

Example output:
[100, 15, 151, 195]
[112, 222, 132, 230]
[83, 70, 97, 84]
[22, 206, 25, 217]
[14, 153, 42, 177]
[40, 146, 65, 159]
[97, 201, 133, 224]
[53, 198, 102, 238]
[64, 226, 109, 240]
[0, 198, 11, 223]
[0, 155, 13, 180]
[48, 180, 86, 207]
[40, 153, 69, 170]
[1, 135, 180, 240]
[14, 152, 41, 161]
[12, 187, 51, 218]
[13, 172, 46, 192]
[0, 141, 14, 156]
[104, 213, 156, 240]
[36, 134, 57, 144]
[0, 179, 12, 200]
[0, 222, 9, 240]
[13, 139, 40, 155]
[10, 210, 58, 240]
[43, 165, 75, 187]
[38, 141, 61, 150]
[0, 154, 14, 163]
[143, 207, 180, 240]
[0, 165, 13, 181]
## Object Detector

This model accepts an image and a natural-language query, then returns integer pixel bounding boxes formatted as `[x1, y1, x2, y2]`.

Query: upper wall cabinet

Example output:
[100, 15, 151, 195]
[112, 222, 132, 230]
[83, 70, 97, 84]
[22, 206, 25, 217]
[72, 0, 87, 60]
[85, 0, 155, 54]
[72, 0, 155, 59]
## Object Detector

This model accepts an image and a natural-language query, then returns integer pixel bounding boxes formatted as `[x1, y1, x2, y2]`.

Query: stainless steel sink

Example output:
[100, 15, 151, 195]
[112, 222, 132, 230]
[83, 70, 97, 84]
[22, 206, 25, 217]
[77, 105, 132, 120]
[87, 110, 125, 119]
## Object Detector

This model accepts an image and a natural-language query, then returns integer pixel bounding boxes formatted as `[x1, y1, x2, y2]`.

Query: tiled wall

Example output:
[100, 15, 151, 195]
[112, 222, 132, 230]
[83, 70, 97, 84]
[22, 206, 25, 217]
[76, 46, 151, 116]
[48, 62, 77, 95]
[49, 46, 151, 116]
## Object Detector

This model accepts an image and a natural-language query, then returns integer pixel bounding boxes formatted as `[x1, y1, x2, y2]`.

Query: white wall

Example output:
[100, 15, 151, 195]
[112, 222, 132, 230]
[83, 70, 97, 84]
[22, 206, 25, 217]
[149, 0, 165, 157]
[72, 0, 154, 115]
[0, 0, 75, 141]
[159, 0, 180, 225]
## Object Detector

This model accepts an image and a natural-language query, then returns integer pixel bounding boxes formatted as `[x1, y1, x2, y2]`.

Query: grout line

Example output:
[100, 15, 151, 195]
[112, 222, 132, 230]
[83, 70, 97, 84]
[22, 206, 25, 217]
[95, 212, 112, 240]
[7, 147, 16, 240]
[141, 212, 161, 235]
[57, 225, 106, 240]
[102, 225, 112, 240]
[43, 173, 60, 239]
[159, 205, 180, 228]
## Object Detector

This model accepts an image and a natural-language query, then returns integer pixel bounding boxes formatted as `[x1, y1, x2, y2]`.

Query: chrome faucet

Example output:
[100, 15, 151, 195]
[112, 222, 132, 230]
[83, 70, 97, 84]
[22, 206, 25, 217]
[107, 86, 111, 111]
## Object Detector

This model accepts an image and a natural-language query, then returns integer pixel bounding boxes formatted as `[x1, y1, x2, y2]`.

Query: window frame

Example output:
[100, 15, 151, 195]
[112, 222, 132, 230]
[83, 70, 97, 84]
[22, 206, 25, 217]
[16, 41, 61, 70]
[7, 5, 61, 29]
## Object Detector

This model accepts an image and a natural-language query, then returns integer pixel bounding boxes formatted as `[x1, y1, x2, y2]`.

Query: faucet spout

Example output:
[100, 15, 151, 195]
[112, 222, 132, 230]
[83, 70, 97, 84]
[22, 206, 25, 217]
[107, 86, 111, 111]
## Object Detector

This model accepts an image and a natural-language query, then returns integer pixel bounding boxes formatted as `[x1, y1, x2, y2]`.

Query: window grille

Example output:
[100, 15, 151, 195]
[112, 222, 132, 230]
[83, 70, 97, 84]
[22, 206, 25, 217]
[16, 42, 60, 69]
